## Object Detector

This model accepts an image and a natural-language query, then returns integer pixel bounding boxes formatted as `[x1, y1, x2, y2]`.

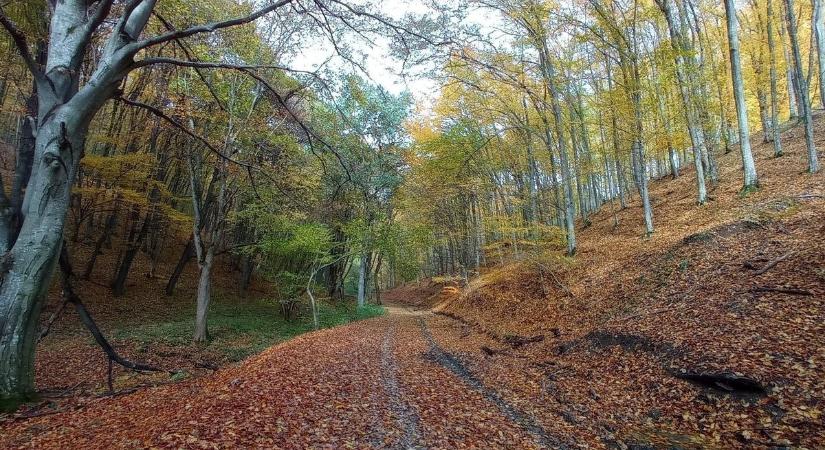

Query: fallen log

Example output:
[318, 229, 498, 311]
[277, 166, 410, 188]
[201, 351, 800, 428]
[195, 361, 220, 371]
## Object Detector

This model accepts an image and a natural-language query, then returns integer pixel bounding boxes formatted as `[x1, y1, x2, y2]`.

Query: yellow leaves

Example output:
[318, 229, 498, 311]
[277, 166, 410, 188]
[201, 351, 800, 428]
[405, 116, 439, 147]
[77, 152, 192, 232]
[81, 152, 156, 186]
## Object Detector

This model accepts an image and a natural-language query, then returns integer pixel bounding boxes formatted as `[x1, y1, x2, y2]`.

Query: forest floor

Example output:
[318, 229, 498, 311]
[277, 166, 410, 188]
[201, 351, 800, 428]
[1, 115, 824, 448]
[11, 241, 383, 403]
[0, 306, 561, 449]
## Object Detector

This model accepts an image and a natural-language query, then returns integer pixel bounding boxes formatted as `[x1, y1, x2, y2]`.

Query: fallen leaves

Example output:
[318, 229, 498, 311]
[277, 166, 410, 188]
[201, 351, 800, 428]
[1, 108, 822, 450]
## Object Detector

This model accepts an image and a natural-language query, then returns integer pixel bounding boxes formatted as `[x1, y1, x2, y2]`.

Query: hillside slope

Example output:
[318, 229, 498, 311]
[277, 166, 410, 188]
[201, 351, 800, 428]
[412, 115, 825, 447]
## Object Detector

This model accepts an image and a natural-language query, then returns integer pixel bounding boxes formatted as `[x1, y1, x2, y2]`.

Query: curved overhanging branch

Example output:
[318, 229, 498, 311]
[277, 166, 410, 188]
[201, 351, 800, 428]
[117, 96, 307, 207]
[135, 0, 296, 50]
[57, 244, 166, 377]
[150, 12, 228, 112]
[132, 57, 324, 78]
[133, 60, 354, 183]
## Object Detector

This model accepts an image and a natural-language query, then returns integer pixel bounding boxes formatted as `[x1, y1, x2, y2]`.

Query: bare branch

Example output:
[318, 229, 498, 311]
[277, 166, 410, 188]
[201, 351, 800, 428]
[117, 96, 255, 169]
[133, 57, 322, 78]
[85, 0, 115, 37]
[0, 6, 42, 78]
[237, 67, 354, 182]
[59, 244, 166, 374]
[136, 0, 295, 50]
[150, 12, 228, 111]
[118, 95, 308, 208]
[326, 0, 453, 47]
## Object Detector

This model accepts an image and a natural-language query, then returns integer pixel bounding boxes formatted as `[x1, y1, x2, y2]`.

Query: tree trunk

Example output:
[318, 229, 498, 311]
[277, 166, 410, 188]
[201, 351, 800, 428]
[668, 146, 679, 179]
[814, 0, 825, 108]
[757, 87, 771, 143]
[193, 246, 214, 343]
[780, 2, 801, 119]
[538, 46, 576, 255]
[0, 117, 84, 405]
[724, 0, 759, 189]
[373, 256, 383, 305]
[569, 113, 588, 224]
[621, 47, 654, 236]
[111, 202, 153, 297]
[357, 252, 367, 307]
[685, 1, 720, 186]
[189, 147, 227, 342]
[658, 0, 708, 204]
[0, 0, 159, 402]
[165, 238, 194, 296]
[83, 195, 121, 279]
[785, 0, 821, 172]
[239, 254, 254, 294]
[767, 0, 784, 157]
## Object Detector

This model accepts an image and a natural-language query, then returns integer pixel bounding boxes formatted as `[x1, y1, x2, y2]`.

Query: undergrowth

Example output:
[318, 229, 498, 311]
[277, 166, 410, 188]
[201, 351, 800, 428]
[113, 294, 385, 362]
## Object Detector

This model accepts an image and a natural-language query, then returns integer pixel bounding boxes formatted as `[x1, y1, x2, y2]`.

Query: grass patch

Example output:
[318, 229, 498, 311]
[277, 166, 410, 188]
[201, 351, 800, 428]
[113, 294, 385, 362]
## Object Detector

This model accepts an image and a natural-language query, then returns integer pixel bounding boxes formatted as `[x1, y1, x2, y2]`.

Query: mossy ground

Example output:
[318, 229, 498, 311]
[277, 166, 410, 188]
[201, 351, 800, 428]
[113, 294, 386, 362]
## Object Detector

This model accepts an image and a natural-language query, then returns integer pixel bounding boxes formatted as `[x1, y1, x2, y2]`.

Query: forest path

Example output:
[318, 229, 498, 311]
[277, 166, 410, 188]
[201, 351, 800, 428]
[0, 306, 551, 449]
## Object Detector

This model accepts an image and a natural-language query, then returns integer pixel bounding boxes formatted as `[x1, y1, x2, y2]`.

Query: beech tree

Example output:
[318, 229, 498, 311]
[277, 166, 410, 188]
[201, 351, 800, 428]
[0, 0, 161, 403]
[656, 0, 708, 205]
[723, 0, 759, 189]
[0, 0, 434, 403]
[814, 0, 825, 109]
[783, 0, 820, 173]
[766, 0, 783, 157]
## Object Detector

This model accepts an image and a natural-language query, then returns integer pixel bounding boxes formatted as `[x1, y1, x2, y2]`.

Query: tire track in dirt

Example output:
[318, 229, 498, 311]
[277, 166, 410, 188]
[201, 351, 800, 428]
[381, 323, 423, 450]
[418, 317, 571, 449]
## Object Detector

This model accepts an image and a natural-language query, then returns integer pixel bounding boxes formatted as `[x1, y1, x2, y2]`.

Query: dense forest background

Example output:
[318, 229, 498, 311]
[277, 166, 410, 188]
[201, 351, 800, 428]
[0, 1, 823, 445]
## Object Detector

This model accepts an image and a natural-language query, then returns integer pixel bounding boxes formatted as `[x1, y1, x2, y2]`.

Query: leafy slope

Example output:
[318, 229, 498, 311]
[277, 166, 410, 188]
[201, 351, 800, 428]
[427, 115, 825, 447]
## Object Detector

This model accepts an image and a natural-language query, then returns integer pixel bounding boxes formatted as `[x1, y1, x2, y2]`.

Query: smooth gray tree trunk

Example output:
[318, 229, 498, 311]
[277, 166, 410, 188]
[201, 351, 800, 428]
[779, 2, 801, 118]
[658, 0, 707, 204]
[357, 253, 367, 307]
[767, 0, 784, 157]
[542, 54, 577, 255]
[632, 127, 654, 235]
[814, 0, 825, 108]
[785, 0, 821, 172]
[0, 1, 155, 403]
[193, 246, 214, 343]
[724, 0, 759, 189]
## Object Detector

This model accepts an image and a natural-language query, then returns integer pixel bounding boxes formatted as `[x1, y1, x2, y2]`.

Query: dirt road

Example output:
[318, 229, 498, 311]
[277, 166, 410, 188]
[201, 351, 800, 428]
[0, 306, 564, 449]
